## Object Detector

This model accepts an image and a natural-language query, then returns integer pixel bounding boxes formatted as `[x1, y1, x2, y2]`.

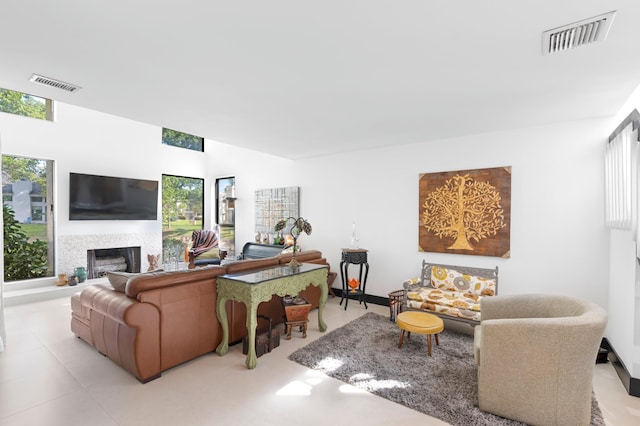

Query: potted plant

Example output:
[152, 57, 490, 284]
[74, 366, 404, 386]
[274, 217, 312, 267]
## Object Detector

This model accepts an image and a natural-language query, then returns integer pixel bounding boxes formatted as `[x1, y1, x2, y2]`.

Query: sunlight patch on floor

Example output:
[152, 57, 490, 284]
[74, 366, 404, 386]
[314, 357, 343, 373]
[276, 380, 312, 396]
[349, 372, 410, 391]
[276, 370, 327, 396]
[339, 384, 369, 394]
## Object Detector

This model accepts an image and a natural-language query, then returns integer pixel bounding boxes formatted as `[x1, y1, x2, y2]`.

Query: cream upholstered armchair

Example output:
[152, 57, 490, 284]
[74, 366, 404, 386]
[473, 294, 607, 426]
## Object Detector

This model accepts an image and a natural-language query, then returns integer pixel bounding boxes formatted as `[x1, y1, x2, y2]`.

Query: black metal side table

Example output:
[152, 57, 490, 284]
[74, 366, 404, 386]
[339, 248, 369, 310]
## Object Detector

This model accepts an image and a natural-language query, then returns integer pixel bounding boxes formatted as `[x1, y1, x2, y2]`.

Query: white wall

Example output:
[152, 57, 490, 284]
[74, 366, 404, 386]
[284, 120, 611, 307]
[0, 102, 613, 311]
[201, 117, 612, 311]
[205, 139, 295, 249]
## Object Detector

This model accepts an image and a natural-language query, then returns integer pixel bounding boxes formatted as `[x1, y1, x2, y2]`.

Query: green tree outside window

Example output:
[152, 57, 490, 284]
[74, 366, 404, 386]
[162, 128, 204, 152]
[0, 88, 50, 120]
[162, 175, 204, 259]
[3, 205, 48, 281]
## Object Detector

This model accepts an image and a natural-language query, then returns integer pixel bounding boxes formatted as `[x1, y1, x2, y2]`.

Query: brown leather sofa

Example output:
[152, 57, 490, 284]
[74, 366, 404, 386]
[71, 250, 334, 383]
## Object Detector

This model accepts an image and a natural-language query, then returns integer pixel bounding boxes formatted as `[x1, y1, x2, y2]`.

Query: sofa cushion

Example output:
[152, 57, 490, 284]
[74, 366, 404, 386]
[407, 287, 481, 310]
[197, 247, 220, 259]
[407, 287, 483, 322]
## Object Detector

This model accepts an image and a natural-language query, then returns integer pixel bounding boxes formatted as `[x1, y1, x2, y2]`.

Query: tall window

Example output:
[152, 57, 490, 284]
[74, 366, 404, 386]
[162, 128, 204, 152]
[161, 175, 204, 264]
[0, 88, 53, 121]
[2, 155, 55, 281]
[216, 177, 236, 256]
[605, 110, 640, 232]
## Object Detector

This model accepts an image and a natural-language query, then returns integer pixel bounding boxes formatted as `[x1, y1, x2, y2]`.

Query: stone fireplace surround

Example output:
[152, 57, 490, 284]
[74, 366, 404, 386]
[58, 233, 161, 279]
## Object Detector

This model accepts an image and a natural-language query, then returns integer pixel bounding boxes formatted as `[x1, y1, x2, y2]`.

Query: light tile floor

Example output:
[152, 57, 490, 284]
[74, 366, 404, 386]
[1, 296, 639, 425]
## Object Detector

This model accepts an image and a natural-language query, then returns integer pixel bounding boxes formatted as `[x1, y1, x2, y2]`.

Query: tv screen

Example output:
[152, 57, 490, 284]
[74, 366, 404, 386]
[69, 173, 158, 220]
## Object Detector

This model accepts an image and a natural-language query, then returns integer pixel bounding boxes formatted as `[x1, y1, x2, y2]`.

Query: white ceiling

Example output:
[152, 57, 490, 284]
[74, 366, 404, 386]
[2, 1, 640, 159]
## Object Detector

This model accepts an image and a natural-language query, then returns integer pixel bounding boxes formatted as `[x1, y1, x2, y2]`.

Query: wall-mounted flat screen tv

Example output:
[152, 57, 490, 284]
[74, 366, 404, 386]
[69, 173, 158, 220]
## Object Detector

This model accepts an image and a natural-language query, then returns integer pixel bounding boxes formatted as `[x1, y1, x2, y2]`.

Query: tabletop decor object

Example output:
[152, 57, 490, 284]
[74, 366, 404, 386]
[74, 266, 87, 283]
[350, 221, 359, 248]
[274, 216, 312, 267]
[55, 273, 68, 286]
[348, 278, 360, 292]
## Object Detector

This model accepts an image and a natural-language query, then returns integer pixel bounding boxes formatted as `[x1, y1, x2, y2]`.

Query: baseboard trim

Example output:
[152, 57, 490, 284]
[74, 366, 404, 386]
[331, 288, 389, 309]
[601, 337, 640, 397]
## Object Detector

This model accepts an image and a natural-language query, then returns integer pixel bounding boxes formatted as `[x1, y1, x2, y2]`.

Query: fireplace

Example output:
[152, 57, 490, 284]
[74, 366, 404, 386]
[87, 246, 141, 279]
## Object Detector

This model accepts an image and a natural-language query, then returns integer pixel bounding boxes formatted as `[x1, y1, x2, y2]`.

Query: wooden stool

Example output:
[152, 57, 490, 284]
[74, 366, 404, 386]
[396, 311, 444, 356]
[284, 320, 308, 339]
[283, 298, 312, 339]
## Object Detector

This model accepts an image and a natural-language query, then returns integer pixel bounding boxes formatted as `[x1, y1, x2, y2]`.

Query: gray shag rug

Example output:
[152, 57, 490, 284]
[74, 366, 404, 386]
[288, 312, 605, 426]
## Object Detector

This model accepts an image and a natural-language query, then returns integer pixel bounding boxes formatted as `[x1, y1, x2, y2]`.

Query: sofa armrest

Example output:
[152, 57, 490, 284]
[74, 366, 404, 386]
[80, 285, 162, 382]
[402, 277, 422, 288]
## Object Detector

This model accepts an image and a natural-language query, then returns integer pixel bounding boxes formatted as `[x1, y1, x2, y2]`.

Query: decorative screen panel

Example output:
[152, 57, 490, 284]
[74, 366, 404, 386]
[255, 187, 299, 237]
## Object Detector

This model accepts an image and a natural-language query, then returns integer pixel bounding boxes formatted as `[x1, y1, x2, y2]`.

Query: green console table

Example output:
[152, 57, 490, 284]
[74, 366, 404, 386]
[215, 263, 328, 369]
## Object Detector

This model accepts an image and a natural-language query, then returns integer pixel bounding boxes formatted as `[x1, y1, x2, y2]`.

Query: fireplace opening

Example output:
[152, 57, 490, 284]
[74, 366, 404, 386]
[87, 246, 141, 279]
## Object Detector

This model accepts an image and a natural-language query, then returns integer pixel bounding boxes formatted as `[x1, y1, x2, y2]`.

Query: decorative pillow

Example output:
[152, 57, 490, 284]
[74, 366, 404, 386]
[197, 247, 220, 260]
[431, 266, 459, 291]
[107, 270, 164, 292]
[469, 274, 496, 296]
[431, 266, 496, 296]
[107, 271, 136, 292]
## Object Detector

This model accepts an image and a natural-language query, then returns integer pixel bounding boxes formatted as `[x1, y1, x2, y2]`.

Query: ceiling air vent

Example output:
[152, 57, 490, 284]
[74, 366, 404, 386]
[542, 11, 616, 55]
[29, 74, 81, 93]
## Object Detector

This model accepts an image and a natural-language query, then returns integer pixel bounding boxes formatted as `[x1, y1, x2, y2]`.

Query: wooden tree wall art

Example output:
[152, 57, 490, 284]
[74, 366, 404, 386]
[419, 166, 511, 258]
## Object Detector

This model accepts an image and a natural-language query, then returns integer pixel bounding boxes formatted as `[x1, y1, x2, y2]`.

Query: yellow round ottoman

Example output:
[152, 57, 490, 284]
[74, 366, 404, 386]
[396, 311, 444, 356]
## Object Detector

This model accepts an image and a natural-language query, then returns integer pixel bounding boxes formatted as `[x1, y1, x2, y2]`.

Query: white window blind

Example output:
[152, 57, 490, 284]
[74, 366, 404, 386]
[605, 123, 638, 230]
